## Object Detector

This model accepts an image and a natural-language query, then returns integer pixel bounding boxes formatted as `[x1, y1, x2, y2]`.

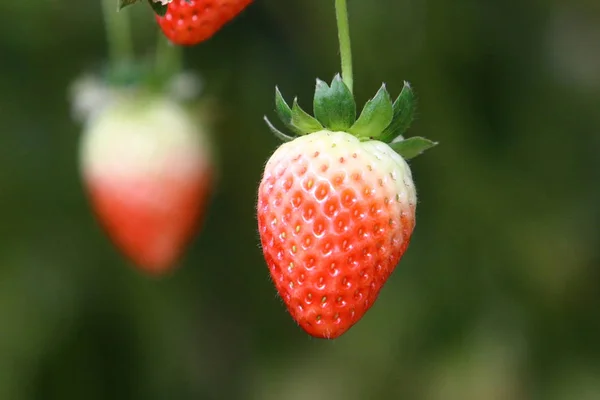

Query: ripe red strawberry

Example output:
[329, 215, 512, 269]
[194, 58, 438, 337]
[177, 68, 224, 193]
[259, 76, 436, 338]
[156, 0, 253, 46]
[79, 95, 214, 275]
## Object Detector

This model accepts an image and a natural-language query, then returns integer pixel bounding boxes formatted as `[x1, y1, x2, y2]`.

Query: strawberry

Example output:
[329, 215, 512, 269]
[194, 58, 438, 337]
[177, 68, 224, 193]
[155, 0, 253, 46]
[258, 75, 437, 338]
[79, 94, 214, 275]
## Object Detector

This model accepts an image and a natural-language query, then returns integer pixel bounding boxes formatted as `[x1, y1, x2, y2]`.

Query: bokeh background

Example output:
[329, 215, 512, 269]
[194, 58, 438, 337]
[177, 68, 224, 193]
[1, 0, 599, 399]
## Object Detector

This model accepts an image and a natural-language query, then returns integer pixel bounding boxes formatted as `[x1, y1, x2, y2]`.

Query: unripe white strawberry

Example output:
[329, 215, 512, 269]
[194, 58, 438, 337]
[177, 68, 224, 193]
[79, 94, 214, 275]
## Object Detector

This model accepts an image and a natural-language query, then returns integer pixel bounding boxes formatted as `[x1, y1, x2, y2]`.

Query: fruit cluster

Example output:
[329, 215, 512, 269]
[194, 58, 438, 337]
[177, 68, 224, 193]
[74, 0, 436, 339]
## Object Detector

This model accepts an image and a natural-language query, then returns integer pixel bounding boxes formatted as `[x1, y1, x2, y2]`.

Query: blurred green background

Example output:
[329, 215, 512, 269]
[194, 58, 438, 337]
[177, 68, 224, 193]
[1, 0, 599, 399]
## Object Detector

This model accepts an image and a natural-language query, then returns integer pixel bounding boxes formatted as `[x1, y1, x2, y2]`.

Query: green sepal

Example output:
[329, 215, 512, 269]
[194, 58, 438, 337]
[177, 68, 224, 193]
[389, 137, 438, 160]
[275, 87, 304, 136]
[313, 74, 356, 131]
[264, 116, 295, 142]
[348, 84, 393, 139]
[291, 98, 324, 134]
[147, 0, 168, 16]
[380, 81, 416, 142]
[118, 0, 139, 11]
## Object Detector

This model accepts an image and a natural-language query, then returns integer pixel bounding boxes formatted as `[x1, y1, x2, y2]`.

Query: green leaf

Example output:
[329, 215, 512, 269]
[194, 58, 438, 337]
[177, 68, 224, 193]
[118, 0, 140, 10]
[147, 0, 168, 16]
[313, 74, 356, 131]
[380, 81, 416, 142]
[264, 116, 295, 142]
[275, 87, 303, 136]
[291, 98, 324, 134]
[389, 137, 438, 160]
[348, 84, 393, 138]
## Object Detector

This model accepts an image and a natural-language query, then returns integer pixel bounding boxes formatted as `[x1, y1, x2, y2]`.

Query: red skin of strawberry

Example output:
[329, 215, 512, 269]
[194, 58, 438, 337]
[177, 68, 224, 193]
[80, 96, 214, 275]
[258, 130, 417, 339]
[156, 0, 253, 46]
[85, 170, 212, 275]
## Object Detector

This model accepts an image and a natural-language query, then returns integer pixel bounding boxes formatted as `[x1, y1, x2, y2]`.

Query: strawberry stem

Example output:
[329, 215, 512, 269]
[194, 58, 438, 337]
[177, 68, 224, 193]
[335, 0, 354, 94]
[102, 0, 134, 74]
[155, 33, 183, 82]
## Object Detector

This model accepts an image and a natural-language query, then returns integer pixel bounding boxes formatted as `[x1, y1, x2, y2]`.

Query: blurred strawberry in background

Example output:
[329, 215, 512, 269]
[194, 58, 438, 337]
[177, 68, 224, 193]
[69, 0, 218, 275]
[76, 88, 214, 275]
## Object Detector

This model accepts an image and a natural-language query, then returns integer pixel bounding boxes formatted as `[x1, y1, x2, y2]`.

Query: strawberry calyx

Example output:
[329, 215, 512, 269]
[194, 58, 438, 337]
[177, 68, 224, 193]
[69, 68, 204, 125]
[264, 74, 438, 160]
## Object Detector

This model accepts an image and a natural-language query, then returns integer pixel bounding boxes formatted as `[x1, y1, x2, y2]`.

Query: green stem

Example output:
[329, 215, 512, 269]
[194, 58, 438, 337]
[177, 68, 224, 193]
[335, 0, 354, 93]
[102, 0, 134, 70]
[155, 33, 183, 81]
